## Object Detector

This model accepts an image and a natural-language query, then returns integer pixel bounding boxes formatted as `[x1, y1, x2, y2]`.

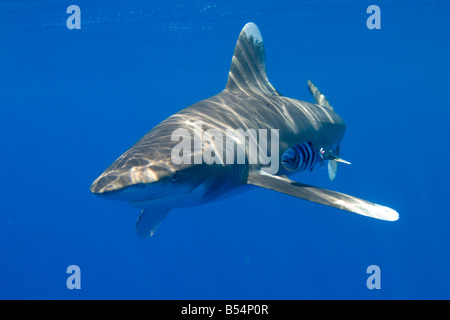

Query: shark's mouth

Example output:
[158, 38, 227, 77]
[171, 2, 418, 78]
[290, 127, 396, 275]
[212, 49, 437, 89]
[128, 195, 167, 207]
[93, 183, 168, 202]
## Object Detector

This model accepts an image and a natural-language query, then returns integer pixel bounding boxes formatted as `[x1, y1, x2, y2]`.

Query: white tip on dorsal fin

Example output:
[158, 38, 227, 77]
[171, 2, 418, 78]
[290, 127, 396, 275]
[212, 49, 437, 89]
[226, 22, 281, 96]
[307, 80, 333, 110]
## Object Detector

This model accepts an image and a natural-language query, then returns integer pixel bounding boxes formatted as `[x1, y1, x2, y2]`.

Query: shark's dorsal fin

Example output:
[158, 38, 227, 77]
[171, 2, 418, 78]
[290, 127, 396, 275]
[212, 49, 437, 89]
[226, 22, 280, 96]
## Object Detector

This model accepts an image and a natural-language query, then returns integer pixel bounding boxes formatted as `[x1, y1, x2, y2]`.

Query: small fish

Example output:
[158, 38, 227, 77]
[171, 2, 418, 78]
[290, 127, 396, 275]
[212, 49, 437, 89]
[281, 142, 324, 172]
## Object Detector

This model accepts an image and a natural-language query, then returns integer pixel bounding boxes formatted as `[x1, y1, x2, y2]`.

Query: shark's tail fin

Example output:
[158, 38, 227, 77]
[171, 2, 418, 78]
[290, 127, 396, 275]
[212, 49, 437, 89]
[308, 80, 350, 180]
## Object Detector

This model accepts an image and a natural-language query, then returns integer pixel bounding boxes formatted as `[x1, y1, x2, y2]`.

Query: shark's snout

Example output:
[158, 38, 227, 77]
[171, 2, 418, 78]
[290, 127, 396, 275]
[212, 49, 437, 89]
[90, 173, 124, 195]
[90, 164, 173, 199]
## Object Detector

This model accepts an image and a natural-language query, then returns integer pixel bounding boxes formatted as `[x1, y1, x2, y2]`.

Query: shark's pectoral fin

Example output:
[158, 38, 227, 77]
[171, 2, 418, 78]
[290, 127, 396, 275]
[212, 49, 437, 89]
[247, 171, 399, 221]
[136, 208, 169, 238]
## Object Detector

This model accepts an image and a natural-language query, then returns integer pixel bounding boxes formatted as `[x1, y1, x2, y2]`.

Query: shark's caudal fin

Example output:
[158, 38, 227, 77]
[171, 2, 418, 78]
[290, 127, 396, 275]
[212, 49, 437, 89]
[247, 170, 399, 221]
[226, 22, 281, 96]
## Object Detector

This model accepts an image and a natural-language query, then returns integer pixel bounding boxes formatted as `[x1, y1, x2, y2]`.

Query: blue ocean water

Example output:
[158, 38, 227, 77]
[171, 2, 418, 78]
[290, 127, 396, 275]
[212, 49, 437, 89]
[0, 0, 449, 299]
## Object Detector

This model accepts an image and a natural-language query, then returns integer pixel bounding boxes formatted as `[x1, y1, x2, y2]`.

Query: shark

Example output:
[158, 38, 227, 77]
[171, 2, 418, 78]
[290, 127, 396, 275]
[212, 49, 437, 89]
[90, 22, 398, 238]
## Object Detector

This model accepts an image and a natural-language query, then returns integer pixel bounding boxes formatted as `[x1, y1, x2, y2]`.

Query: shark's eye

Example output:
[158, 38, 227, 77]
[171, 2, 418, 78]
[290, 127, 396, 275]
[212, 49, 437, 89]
[171, 172, 179, 182]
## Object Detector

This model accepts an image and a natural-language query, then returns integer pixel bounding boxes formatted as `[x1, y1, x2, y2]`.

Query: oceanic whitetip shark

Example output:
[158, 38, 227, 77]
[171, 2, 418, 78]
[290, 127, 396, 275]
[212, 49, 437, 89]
[91, 22, 399, 238]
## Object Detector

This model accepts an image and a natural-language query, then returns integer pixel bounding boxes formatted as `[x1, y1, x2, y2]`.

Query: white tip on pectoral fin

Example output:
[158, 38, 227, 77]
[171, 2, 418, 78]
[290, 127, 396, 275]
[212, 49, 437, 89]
[367, 204, 399, 222]
[247, 170, 399, 221]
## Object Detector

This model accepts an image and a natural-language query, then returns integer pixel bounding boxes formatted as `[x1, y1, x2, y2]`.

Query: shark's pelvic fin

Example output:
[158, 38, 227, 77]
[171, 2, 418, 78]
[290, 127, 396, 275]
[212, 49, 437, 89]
[326, 154, 350, 180]
[331, 157, 351, 165]
[322, 146, 351, 166]
[247, 170, 399, 221]
[136, 208, 169, 238]
[226, 22, 281, 96]
[321, 144, 350, 180]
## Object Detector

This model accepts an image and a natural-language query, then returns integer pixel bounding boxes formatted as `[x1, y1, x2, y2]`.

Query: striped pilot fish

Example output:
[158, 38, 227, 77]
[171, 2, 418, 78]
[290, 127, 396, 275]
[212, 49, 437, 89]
[281, 142, 325, 172]
[281, 141, 351, 175]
